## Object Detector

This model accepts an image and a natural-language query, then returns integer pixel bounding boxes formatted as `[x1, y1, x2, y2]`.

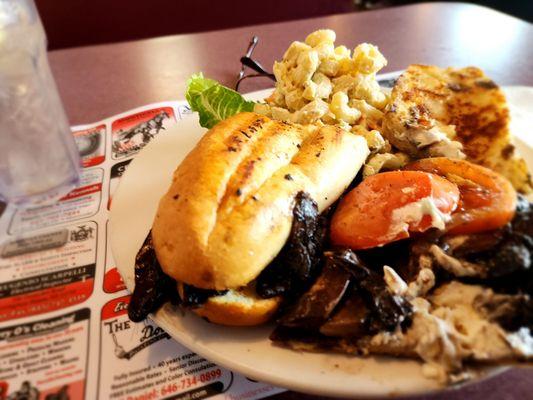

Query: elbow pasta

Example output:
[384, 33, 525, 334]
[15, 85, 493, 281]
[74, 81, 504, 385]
[330, 92, 361, 124]
[363, 152, 411, 178]
[257, 29, 391, 153]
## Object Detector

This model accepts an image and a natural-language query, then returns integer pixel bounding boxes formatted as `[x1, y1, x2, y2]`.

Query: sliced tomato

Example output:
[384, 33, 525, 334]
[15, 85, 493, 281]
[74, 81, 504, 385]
[405, 157, 517, 234]
[330, 170, 460, 250]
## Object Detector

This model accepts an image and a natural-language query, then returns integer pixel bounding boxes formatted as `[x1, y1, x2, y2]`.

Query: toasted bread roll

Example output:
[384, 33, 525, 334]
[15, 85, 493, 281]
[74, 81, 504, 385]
[192, 288, 281, 326]
[152, 112, 369, 289]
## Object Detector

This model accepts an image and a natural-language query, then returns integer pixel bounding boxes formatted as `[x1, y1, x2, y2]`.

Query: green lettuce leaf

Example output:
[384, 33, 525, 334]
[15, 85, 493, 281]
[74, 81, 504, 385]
[185, 73, 255, 129]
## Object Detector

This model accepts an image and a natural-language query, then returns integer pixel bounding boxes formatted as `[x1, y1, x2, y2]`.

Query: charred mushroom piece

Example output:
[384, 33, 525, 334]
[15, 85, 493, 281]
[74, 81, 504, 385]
[482, 242, 531, 278]
[429, 244, 489, 278]
[278, 254, 352, 329]
[440, 231, 504, 258]
[513, 194, 533, 239]
[129, 232, 177, 322]
[485, 196, 533, 278]
[324, 249, 413, 333]
[420, 195, 533, 282]
[257, 191, 327, 299]
[180, 285, 228, 307]
[357, 240, 412, 279]
[319, 292, 370, 338]
[476, 292, 533, 332]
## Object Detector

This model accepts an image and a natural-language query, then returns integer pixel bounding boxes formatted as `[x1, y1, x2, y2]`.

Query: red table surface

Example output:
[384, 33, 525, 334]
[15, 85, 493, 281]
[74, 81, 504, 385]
[48, 2, 533, 399]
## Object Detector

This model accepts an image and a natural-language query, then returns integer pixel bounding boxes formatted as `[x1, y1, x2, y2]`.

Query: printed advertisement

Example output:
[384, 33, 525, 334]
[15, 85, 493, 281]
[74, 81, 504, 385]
[0, 309, 90, 400]
[0, 222, 97, 321]
[111, 107, 176, 159]
[9, 169, 103, 235]
[99, 296, 234, 400]
[73, 125, 106, 168]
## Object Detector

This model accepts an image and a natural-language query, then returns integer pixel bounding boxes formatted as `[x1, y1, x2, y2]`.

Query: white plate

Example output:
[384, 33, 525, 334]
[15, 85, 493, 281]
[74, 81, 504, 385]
[110, 88, 533, 398]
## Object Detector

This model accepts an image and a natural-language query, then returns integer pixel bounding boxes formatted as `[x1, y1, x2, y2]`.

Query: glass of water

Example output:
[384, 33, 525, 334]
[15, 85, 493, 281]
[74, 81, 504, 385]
[0, 0, 80, 206]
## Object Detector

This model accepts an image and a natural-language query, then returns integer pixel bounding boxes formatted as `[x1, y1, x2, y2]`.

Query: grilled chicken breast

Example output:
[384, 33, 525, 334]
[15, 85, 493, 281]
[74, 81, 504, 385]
[152, 112, 369, 289]
[383, 65, 532, 193]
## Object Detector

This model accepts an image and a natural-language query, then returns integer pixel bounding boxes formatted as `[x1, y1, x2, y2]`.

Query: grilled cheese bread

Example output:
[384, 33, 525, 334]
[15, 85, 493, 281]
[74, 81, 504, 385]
[383, 65, 532, 193]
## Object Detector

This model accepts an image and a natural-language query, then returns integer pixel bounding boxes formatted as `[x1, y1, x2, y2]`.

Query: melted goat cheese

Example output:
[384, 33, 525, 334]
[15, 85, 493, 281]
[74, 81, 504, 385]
[370, 278, 533, 383]
[385, 196, 451, 241]
[507, 328, 533, 357]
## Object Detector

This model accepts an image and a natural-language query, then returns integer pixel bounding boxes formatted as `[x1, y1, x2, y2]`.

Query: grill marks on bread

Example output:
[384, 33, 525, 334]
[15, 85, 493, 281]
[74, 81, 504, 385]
[207, 120, 348, 274]
[152, 112, 369, 289]
[218, 118, 309, 216]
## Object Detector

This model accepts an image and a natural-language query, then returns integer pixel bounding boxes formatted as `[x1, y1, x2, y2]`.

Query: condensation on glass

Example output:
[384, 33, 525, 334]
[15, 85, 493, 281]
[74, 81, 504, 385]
[0, 0, 80, 206]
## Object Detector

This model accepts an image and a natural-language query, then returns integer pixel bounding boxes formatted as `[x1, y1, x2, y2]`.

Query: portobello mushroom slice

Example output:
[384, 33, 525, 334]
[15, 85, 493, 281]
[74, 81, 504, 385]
[257, 191, 327, 299]
[129, 231, 177, 322]
[278, 254, 352, 329]
[319, 292, 369, 338]
[326, 249, 413, 333]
